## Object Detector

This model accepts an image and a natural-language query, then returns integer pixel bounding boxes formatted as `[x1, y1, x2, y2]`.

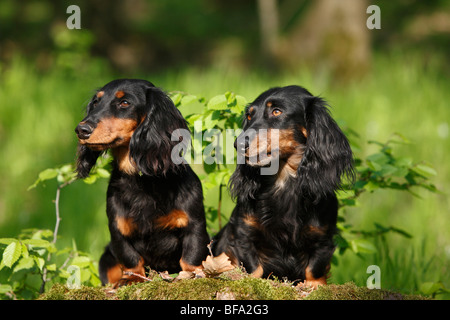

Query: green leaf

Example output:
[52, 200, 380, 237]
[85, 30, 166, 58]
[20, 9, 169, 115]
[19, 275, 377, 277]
[83, 175, 98, 184]
[354, 180, 368, 190]
[235, 95, 248, 107]
[203, 110, 221, 130]
[13, 256, 35, 272]
[420, 282, 444, 295]
[38, 168, 58, 181]
[170, 93, 183, 106]
[186, 113, 202, 126]
[21, 243, 29, 258]
[96, 168, 110, 178]
[46, 263, 57, 271]
[0, 238, 17, 245]
[350, 239, 377, 254]
[2, 241, 22, 268]
[379, 164, 398, 177]
[207, 95, 228, 110]
[364, 180, 380, 192]
[395, 157, 413, 168]
[22, 239, 51, 247]
[180, 94, 198, 106]
[366, 153, 390, 171]
[71, 256, 91, 268]
[34, 256, 45, 271]
[411, 164, 437, 178]
[0, 284, 13, 294]
[390, 226, 413, 239]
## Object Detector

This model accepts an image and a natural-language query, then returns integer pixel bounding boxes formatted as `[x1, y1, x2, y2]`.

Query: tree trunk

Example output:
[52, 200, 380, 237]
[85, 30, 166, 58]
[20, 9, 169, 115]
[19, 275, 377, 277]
[257, 0, 280, 61]
[281, 0, 371, 81]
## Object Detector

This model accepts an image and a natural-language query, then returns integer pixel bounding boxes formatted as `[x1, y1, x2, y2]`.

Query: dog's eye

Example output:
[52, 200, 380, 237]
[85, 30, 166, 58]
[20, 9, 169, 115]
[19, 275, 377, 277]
[272, 109, 282, 116]
[119, 100, 130, 108]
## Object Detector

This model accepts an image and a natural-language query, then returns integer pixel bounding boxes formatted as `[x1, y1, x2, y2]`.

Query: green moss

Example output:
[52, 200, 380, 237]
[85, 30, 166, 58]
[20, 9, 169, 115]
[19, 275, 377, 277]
[39, 280, 428, 300]
[305, 282, 429, 300]
[38, 283, 68, 300]
[39, 283, 108, 300]
[115, 276, 299, 300]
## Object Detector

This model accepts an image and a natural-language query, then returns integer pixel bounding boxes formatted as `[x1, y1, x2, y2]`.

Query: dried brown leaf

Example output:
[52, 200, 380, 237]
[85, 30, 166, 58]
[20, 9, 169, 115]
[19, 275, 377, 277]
[159, 271, 174, 281]
[202, 253, 235, 278]
[174, 271, 195, 281]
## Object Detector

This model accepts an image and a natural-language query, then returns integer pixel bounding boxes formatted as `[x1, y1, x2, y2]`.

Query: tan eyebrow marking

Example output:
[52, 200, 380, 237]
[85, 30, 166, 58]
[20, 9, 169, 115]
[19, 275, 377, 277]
[115, 90, 125, 99]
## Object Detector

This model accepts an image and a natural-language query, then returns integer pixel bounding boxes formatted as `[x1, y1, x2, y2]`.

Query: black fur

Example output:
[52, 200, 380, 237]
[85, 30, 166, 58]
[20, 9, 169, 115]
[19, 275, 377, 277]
[212, 85, 354, 284]
[75, 79, 209, 286]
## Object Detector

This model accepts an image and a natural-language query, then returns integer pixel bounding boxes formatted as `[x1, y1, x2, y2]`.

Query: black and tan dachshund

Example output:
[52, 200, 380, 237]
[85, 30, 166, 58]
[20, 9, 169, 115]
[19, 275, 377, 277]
[75, 79, 210, 286]
[212, 85, 354, 287]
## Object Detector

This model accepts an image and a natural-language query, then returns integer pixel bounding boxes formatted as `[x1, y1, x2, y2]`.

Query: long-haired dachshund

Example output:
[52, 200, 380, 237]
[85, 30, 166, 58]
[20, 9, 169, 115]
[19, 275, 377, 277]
[212, 85, 354, 287]
[75, 79, 210, 286]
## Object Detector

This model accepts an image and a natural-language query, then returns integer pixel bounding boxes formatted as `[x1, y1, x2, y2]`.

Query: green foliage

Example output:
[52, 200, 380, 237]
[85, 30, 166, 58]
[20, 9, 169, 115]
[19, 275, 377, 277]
[336, 132, 438, 257]
[0, 154, 112, 299]
[171, 91, 247, 232]
[0, 229, 99, 300]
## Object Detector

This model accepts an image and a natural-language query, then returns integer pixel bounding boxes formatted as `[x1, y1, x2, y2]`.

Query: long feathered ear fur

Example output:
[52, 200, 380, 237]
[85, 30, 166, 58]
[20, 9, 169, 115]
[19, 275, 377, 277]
[76, 145, 102, 179]
[229, 164, 261, 202]
[298, 97, 355, 199]
[129, 87, 189, 176]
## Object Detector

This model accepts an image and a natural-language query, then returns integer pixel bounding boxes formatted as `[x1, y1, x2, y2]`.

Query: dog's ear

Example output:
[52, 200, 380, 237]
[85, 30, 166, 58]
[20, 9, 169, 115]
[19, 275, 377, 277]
[298, 97, 355, 199]
[76, 144, 101, 179]
[228, 164, 261, 202]
[129, 87, 189, 176]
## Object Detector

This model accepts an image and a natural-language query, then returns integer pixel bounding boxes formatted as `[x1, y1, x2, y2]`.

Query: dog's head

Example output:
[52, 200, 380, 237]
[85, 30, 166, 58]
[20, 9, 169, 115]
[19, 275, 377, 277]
[232, 85, 354, 199]
[75, 79, 188, 178]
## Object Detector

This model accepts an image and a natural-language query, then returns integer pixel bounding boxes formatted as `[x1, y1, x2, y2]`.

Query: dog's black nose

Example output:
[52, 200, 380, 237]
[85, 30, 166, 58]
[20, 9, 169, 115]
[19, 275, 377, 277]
[75, 122, 94, 140]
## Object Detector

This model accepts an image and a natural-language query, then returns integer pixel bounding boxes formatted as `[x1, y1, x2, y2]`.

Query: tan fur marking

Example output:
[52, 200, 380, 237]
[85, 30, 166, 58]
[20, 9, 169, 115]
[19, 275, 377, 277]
[96, 91, 104, 98]
[115, 90, 125, 99]
[179, 258, 202, 272]
[300, 126, 308, 138]
[251, 265, 264, 278]
[243, 214, 262, 230]
[78, 117, 138, 150]
[304, 266, 327, 288]
[155, 209, 189, 229]
[247, 128, 302, 161]
[116, 216, 137, 236]
[308, 225, 328, 235]
[112, 146, 138, 175]
[115, 258, 146, 287]
[107, 264, 123, 284]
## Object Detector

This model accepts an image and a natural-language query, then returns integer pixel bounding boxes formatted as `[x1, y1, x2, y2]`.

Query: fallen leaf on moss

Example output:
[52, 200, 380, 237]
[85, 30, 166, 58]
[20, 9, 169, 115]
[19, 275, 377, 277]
[174, 271, 195, 281]
[159, 271, 174, 281]
[202, 253, 235, 278]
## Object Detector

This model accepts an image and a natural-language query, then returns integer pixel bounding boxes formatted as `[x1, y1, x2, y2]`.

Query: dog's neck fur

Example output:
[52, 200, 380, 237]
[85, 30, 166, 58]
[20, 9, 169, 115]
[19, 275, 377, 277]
[112, 146, 139, 176]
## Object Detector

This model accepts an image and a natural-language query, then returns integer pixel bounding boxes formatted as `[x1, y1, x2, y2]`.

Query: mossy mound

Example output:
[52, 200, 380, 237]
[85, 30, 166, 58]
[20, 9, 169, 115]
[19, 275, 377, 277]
[305, 283, 428, 300]
[39, 271, 428, 300]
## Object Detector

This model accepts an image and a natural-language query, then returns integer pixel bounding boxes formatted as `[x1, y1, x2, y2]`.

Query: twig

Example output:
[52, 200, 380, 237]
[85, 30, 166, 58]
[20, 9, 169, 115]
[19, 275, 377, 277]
[40, 179, 75, 293]
[207, 240, 214, 257]
[123, 271, 153, 282]
[52, 179, 75, 244]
